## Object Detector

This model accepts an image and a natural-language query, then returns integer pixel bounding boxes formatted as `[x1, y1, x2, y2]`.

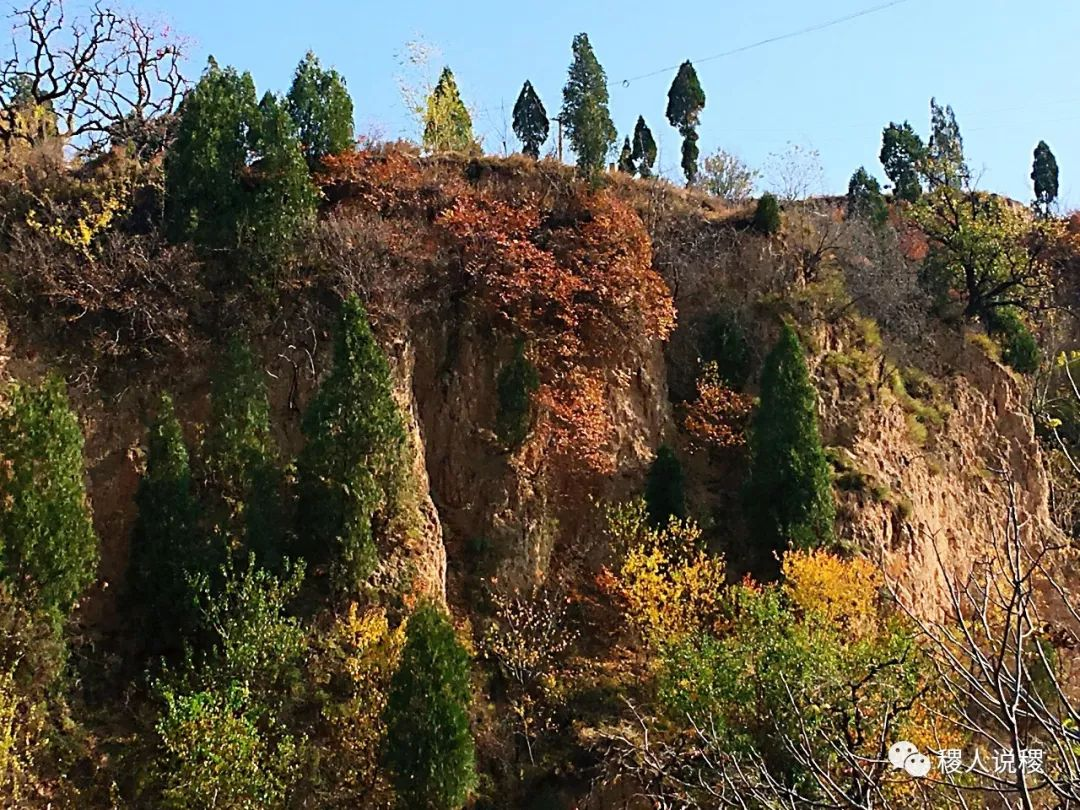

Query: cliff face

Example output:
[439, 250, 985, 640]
[0, 160, 1059, 626]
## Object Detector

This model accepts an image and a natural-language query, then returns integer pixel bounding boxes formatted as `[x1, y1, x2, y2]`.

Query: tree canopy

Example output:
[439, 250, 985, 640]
[423, 67, 474, 153]
[666, 60, 706, 185]
[285, 51, 355, 168]
[512, 80, 548, 159]
[561, 33, 616, 178]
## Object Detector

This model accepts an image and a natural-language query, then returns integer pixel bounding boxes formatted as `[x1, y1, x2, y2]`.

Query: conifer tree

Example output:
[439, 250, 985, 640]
[512, 80, 548, 159]
[666, 60, 706, 185]
[1032, 140, 1059, 217]
[423, 67, 474, 153]
[745, 324, 835, 555]
[631, 116, 657, 178]
[560, 33, 616, 178]
[644, 445, 686, 528]
[297, 295, 406, 593]
[617, 137, 636, 174]
[129, 394, 207, 649]
[927, 98, 968, 190]
[846, 167, 888, 226]
[205, 340, 284, 568]
[384, 601, 476, 810]
[752, 192, 782, 234]
[879, 121, 925, 203]
[165, 58, 259, 250]
[0, 375, 98, 620]
[285, 51, 355, 169]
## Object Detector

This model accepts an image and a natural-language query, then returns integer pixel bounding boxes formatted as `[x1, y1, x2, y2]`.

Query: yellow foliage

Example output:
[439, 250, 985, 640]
[608, 499, 726, 647]
[782, 548, 882, 637]
[0, 668, 45, 804]
[308, 603, 404, 807]
[25, 175, 130, 257]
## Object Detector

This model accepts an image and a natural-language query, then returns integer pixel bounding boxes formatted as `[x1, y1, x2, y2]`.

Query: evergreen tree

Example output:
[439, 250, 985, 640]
[496, 340, 541, 449]
[0, 376, 98, 620]
[511, 80, 548, 159]
[297, 295, 406, 593]
[384, 601, 476, 810]
[745, 324, 835, 555]
[644, 445, 686, 528]
[129, 394, 207, 650]
[560, 33, 617, 178]
[423, 67, 474, 153]
[927, 98, 968, 190]
[1032, 140, 1059, 217]
[665, 60, 706, 185]
[617, 137, 636, 174]
[752, 192, 782, 235]
[879, 121, 925, 203]
[165, 58, 259, 250]
[285, 51, 355, 169]
[631, 116, 657, 178]
[165, 59, 315, 275]
[846, 167, 888, 227]
[205, 340, 284, 569]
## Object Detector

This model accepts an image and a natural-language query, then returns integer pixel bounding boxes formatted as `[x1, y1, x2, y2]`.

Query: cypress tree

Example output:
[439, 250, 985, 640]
[205, 340, 284, 569]
[1032, 140, 1059, 217]
[752, 192, 782, 235]
[665, 60, 706, 185]
[0, 375, 98, 620]
[745, 324, 835, 555]
[423, 67, 474, 153]
[927, 98, 968, 190]
[129, 394, 207, 649]
[644, 445, 686, 529]
[631, 116, 657, 178]
[617, 137, 636, 174]
[846, 167, 888, 227]
[297, 295, 406, 593]
[560, 33, 617, 178]
[285, 50, 355, 169]
[879, 121, 925, 203]
[512, 80, 548, 159]
[384, 600, 476, 810]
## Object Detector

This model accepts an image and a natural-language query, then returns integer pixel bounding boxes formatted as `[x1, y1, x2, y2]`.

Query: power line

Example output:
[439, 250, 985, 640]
[616, 0, 917, 86]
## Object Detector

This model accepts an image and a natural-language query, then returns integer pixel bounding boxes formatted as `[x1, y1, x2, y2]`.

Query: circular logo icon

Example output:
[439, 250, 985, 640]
[904, 752, 932, 778]
[888, 741, 918, 770]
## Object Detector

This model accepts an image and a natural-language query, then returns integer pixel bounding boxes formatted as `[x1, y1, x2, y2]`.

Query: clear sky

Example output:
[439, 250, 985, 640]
[126, 0, 1078, 205]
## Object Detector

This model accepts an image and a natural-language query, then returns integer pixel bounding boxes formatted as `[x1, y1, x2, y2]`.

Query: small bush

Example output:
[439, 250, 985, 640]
[986, 307, 1039, 374]
[495, 341, 540, 449]
[752, 193, 782, 235]
[700, 312, 750, 389]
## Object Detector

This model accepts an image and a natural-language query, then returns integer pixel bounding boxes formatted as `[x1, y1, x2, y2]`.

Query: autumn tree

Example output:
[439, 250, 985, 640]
[205, 340, 284, 568]
[846, 166, 888, 226]
[0, 375, 98, 620]
[616, 137, 635, 174]
[286, 51, 355, 169]
[697, 148, 757, 204]
[744, 323, 835, 556]
[644, 445, 686, 529]
[384, 601, 476, 810]
[511, 80, 548, 159]
[129, 394, 208, 651]
[666, 60, 706, 185]
[1032, 140, 1059, 217]
[297, 295, 406, 593]
[926, 98, 968, 190]
[631, 116, 657, 178]
[880, 121, 925, 203]
[423, 67, 474, 153]
[561, 33, 616, 178]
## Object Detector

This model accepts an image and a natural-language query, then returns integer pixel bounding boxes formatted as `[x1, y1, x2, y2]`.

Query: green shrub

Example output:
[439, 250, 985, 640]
[0, 375, 98, 619]
[986, 307, 1039, 374]
[297, 295, 406, 593]
[700, 312, 750, 389]
[752, 193, 782, 235]
[495, 341, 540, 449]
[384, 601, 476, 810]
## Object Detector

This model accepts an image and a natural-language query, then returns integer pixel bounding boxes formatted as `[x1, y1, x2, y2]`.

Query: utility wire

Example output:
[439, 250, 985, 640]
[616, 0, 916, 86]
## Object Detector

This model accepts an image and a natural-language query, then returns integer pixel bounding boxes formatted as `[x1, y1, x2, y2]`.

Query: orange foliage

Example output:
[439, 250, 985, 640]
[681, 362, 754, 451]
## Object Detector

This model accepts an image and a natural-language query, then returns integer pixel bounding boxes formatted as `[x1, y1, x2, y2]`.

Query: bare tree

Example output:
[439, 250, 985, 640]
[0, 0, 188, 154]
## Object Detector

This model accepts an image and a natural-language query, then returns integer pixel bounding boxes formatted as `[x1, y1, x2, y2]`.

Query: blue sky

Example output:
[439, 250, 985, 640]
[129, 0, 1078, 205]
